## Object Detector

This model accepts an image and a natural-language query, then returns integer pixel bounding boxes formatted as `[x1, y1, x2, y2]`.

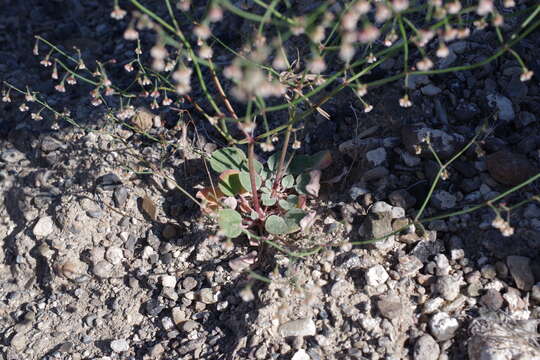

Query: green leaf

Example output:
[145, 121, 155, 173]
[289, 151, 332, 174]
[283, 208, 306, 233]
[281, 174, 295, 189]
[265, 215, 288, 235]
[218, 209, 243, 238]
[295, 173, 311, 194]
[218, 170, 243, 197]
[278, 195, 298, 211]
[261, 193, 277, 206]
[250, 210, 259, 220]
[267, 152, 282, 173]
[239, 171, 262, 192]
[210, 147, 247, 173]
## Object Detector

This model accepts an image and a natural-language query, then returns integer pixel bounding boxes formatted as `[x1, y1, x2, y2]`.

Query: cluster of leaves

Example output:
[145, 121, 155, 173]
[196, 147, 332, 238]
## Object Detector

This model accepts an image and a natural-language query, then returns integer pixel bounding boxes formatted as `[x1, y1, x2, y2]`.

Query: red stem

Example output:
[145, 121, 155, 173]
[247, 139, 264, 219]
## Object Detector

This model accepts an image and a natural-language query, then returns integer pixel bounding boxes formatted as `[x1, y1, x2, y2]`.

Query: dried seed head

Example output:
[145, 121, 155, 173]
[291, 17, 306, 35]
[292, 140, 302, 149]
[339, 43, 355, 63]
[416, 57, 434, 71]
[208, 5, 223, 22]
[272, 52, 288, 70]
[194, 24, 211, 40]
[492, 13, 504, 27]
[310, 25, 326, 44]
[150, 45, 168, 60]
[308, 56, 326, 74]
[177, 0, 191, 11]
[392, 0, 410, 12]
[456, 27, 470, 39]
[341, 10, 359, 31]
[354, 0, 371, 15]
[446, 1, 461, 14]
[375, 4, 391, 23]
[173, 66, 193, 84]
[91, 98, 103, 106]
[198, 44, 213, 59]
[358, 24, 380, 43]
[25, 93, 36, 102]
[477, 0, 493, 16]
[175, 83, 191, 95]
[503, 0, 515, 8]
[436, 43, 450, 58]
[66, 76, 76, 85]
[223, 64, 242, 80]
[356, 84, 368, 97]
[2, 93, 11, 103]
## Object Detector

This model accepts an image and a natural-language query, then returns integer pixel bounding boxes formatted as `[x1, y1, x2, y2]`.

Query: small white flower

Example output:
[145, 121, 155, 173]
[54, 84, 66, 93]
[436, 44, 449, 58]
[399, 94, 412, 108]
[520, 69, 534, 82]
[292, 140, 301, 149]
[208, 5, 223, 22]
[66, 76, 76, 85]
[364, 104, 373, 113]
[31, 113, 43, 121]
[416, 57, 434, 71]
[110, 6, 127, 20]
[367, 53, 377, 64]
[260, 142, 275, 152]
[124, 63, 134, 72]
[19, 103, 29, 112]
[503, 0, 515, 8]
[356, 84, 368, 97]
[123, 27, 139, 41]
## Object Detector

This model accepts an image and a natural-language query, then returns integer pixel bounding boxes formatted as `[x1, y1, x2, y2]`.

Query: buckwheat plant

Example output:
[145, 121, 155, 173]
[3, 0, 540, 257]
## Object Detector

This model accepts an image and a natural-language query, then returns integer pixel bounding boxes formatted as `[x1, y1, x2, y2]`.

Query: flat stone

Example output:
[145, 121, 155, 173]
[507, 256, 534, 291]
[421, 84, 442, 96]
[414, 334, 440, 360]
[1, 149, 26, 163]
[486, 94, 514, 121]
[376, 295, 403, 319]
[279, 318, 316, 337]
[432, 190, 457, 210]
[33, 216, 54, 238]
[487, 151, 538, 186]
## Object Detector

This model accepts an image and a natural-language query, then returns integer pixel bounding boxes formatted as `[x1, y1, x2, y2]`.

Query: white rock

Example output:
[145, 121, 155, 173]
[371, 201, 393, 214]
[279, 318, 316, 337]
[110, 339, 129, 352]
[429, 312, 459, 341]
[292, 349, 311, 360]
[391, 206, 405, 219]
[365, 265, 389, 287]
[161, 275, 177, 288]
[33, 216, 54, 238]
[423, 297, 445, 314]
[105, 247, 123, 265]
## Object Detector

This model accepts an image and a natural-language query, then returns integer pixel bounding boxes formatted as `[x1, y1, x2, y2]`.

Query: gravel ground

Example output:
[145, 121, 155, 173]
[1, 1, 540, 359]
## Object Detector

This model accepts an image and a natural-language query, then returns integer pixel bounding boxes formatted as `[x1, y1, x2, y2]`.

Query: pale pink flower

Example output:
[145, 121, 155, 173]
[110, 6, 127, 20]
